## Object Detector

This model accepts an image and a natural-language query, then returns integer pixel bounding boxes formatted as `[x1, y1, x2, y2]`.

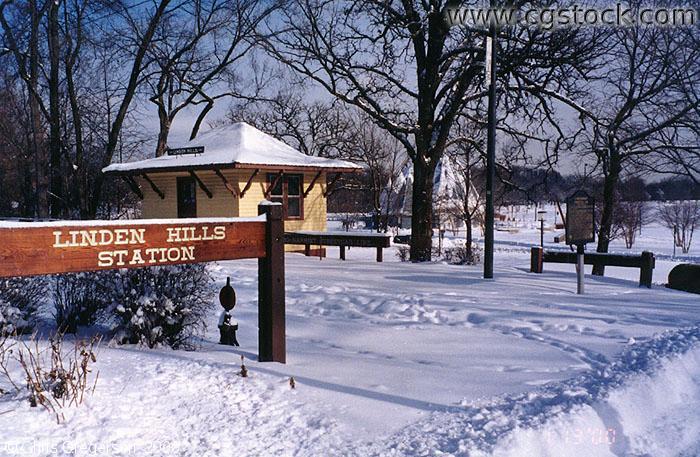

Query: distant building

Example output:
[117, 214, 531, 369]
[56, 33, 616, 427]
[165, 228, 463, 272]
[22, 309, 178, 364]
[103, 122, 362, 250]
[385, 156, 481, 231]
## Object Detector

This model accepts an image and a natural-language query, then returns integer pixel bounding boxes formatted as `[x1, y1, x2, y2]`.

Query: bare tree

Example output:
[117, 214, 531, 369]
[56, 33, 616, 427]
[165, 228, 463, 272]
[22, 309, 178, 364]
[259, 0, 602, 261]
[554, 25, 700, 274]
[1, 0, 53, 217]
[147, 0, 278, 156]
[658, 200, 700, 254]
[446, 132, 485, 260]
[229, 89, 352, 158]
[340, 115, 407, 232]
[1, 0, 180, 218]
[616, 201, 646, 249]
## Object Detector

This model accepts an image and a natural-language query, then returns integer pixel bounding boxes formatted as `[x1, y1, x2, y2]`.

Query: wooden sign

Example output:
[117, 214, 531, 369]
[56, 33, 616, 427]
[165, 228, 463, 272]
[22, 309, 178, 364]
[0, 218, 266, 278]
[0, 204, 286, 364]
[565, 190, 595, 246]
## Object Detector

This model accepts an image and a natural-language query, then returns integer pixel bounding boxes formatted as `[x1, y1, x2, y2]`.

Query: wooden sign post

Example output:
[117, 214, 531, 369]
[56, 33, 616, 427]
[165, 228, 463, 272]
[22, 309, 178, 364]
[566, 191, 595, 295]
[0, 202, 286, 363]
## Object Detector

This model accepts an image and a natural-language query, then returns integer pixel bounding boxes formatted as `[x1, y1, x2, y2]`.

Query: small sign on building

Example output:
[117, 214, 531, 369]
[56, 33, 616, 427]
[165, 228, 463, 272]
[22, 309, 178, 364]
[565, 190, 595, 246]
[166, 146, 205, 156]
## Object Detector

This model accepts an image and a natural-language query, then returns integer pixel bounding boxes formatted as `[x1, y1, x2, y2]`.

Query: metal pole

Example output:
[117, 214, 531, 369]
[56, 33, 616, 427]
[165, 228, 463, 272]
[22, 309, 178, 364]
[576, 244, 584, 294]
[540, 219, 544, 248]
[484, 10, 497, 279]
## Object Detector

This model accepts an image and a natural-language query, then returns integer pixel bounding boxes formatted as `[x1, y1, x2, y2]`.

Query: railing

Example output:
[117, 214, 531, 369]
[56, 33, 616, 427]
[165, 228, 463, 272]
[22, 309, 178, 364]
[284, 230, 391, 262]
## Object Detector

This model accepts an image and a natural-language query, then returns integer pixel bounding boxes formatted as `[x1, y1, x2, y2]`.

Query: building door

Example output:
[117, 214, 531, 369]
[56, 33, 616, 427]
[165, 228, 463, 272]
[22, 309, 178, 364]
[177, 176, 197, 218]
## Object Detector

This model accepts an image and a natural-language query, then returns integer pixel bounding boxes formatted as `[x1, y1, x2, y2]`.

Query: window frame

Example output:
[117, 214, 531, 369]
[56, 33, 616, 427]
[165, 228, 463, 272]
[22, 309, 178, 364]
[267, 173, 304, 220]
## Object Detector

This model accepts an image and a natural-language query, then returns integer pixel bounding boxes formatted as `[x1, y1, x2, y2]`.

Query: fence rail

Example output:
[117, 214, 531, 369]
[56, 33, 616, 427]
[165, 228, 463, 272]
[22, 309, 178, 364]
[530, 246, 655, 288]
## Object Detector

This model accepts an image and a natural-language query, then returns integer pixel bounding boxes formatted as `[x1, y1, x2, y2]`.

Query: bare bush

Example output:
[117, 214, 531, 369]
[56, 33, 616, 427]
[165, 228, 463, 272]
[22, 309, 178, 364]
[0, 277, 44, 336]
[395, 245, 410, 262]
[53, 273, 111, 334]
[1, 333, 100, 423]
[0, 332, 19, 394]
[615, 201, 646, 249]
[443, 243, 483, 266]
[657, 201, 700, 254]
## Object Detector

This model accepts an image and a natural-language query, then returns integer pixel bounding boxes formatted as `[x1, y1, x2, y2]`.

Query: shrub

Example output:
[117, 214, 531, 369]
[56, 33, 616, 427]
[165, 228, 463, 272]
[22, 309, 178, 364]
[0, 277, 44, 336]
[15, 333, 99, 423]
[109, 264, 214, 349]
[395, 245, 410, 262]
[53, 272, 112, 334]
[443, 243, 482, 265]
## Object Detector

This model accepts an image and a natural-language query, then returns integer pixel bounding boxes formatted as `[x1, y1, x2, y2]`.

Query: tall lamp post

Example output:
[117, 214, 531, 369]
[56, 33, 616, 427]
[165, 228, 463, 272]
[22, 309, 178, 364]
[537, 209, 546, 248]
[483, 2, 497, 279]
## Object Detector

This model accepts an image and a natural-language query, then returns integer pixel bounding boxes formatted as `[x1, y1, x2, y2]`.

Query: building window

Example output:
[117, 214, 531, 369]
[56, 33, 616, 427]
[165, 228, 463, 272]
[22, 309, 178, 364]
[177, 176, 197, 218]
[267, 173, 304, 220]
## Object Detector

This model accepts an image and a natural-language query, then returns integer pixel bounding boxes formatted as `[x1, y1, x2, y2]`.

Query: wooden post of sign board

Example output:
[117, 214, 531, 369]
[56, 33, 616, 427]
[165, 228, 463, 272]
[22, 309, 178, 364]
[640, 251, 654, 288]
[530, 246, 543, 273]
[258, 202, 286, 363]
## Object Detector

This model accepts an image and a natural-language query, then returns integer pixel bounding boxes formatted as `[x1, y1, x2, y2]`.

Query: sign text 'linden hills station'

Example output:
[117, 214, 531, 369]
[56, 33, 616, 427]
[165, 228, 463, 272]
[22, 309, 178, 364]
[51, 225, 228, 267]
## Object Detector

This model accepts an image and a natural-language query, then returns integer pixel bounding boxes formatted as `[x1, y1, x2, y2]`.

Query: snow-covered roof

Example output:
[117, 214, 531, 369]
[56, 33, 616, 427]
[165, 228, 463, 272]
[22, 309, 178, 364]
[102, 122, 362, 174]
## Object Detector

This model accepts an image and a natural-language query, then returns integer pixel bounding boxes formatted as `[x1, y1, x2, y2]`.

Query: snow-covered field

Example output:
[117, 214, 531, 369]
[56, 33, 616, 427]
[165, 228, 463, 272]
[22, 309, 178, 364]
[1, 209, 699, 456]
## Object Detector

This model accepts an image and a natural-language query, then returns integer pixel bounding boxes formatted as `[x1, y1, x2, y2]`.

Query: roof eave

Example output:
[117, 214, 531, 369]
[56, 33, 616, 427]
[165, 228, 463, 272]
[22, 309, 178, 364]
[102, 161, 362, 176]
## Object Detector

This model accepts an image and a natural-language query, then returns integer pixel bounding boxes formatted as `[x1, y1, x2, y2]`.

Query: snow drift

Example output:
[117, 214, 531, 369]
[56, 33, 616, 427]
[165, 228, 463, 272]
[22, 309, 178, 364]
[370, 324, 700, 456]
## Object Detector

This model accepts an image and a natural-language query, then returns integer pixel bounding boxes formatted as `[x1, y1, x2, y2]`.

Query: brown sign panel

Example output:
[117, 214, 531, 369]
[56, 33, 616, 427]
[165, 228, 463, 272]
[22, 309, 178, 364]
[565, 191, 595, 245]
[0, 219, 266, 278]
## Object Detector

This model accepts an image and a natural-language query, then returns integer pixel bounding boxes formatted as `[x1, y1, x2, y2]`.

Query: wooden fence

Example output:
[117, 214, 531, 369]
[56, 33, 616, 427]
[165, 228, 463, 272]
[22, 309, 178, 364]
[284, 231, 391, 262]
[530, 247, 655, 288]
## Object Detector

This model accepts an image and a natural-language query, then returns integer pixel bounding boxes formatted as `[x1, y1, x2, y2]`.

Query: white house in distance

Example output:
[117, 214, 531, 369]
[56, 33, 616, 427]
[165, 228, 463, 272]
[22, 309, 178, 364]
[102, 122, 362, 250]
[387, 155, 482, 231]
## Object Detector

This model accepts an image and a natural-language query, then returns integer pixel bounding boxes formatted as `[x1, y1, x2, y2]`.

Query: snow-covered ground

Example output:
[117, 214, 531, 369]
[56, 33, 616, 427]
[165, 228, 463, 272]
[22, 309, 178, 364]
[1, 209, 699, 456]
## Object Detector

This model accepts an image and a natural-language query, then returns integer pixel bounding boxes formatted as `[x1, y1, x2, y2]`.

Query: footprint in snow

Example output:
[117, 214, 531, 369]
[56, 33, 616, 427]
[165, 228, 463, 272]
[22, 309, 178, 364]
[467, 313, 489, 325]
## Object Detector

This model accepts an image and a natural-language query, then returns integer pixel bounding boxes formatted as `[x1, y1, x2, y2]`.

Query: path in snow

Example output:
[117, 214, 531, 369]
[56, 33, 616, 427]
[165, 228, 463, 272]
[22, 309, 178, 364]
[209, 248, 700, 441]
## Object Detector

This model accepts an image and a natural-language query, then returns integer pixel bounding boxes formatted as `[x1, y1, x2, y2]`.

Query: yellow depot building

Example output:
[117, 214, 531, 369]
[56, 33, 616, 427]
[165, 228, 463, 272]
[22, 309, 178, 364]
[102, 122, 362, 249]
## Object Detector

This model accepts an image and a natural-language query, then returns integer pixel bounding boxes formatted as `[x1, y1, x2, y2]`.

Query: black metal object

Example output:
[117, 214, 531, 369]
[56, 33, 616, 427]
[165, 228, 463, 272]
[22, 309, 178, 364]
[219, 277, 236, 310]
[218, 277, 239, 346]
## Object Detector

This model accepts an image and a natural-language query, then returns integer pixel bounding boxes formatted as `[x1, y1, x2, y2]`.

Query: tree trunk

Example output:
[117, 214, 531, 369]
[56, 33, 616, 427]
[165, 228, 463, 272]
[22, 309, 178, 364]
[64, 4, 87, 218]
[155, 114, 170, 157]
[593, 144, 621, 276]
[47, 0, 63, 218]
[410, 159, 435, 261]
[89, 0, 172, 218]
[29, 0, 48, 218]
[465, 168, 473, 258]
[465, 209, 473, 256]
